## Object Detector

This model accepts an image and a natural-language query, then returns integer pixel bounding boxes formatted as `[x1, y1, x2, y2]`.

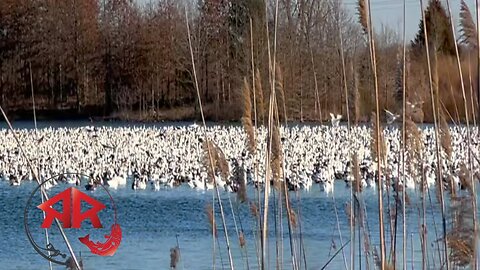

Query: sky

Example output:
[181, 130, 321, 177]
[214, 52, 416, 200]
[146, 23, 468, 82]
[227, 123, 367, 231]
[344, 0, 475, 40]
[135, 0, 477, 41]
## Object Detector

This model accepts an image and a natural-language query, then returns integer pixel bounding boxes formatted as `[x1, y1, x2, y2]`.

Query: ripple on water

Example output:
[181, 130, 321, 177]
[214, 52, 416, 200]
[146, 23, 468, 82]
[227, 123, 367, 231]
[0, 181, 442, 269]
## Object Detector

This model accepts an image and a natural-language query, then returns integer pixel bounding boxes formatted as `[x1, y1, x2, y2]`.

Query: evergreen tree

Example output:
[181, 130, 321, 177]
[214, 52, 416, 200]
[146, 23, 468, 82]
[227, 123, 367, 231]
[411, 0, 455, 56]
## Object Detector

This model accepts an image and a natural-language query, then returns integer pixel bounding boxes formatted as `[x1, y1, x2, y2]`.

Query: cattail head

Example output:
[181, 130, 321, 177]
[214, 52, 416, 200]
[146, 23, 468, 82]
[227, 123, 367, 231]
[241, 77, 257, 156]
[239, 231, 246, 248]
[201, 139, 229, 182]
[439, 111, 452, 161]
[394, 49, 409, 106]
[202, 139, 217, 183]
[275, 65, 286, 123]
[405, 119, 423, 154]
[458, 163, 473, 194]
[289, 208, 297, 229]
[345, 202, 355, 226]
[170, 246, 180, 269]
[447, 174, 457, 199]
[232, 162, 247, 203]
[249, 202, 259, 218]
[348, 62, 361, 125]
[215, 145, 229, 181]
[353, 68, 360, 124]
[404, 191, 411, 207]
[357, 0, 369, 35]
[370, 112, 386, 165]
[352, 154, 362, 193]
[405, 119, 423, 188]
[269, 125, 283, 185]
[255, 69, 265, 125]
[206, 204, 217, 238]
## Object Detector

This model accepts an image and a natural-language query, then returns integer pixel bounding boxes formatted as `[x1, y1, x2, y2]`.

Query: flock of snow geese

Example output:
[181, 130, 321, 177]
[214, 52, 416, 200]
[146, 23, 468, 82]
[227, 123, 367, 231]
[0, 114, 479, 195]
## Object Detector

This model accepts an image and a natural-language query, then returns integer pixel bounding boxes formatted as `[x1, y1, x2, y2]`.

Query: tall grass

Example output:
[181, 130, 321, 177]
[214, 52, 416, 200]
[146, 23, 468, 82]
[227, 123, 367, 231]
[185, 8, 234, 269]
[179, 1, 480, 269]
[445, 1, 477, 268]
[358, 0, 387, 267]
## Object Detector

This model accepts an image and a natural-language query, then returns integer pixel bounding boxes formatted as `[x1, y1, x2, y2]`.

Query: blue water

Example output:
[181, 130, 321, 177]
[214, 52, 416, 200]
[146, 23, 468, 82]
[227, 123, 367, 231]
[0, 179, 446, 270]
[0, 121, 468, 269]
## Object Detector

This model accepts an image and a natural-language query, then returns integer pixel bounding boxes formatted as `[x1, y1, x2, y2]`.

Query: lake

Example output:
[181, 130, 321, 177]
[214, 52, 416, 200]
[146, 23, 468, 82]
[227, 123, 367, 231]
[0, 179, 448, 270]
[0, 120, 474, 269]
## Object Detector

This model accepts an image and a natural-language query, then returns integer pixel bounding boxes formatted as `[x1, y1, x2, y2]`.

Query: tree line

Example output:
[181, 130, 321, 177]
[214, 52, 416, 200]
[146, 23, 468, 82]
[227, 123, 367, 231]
[0, 0, 477, 122]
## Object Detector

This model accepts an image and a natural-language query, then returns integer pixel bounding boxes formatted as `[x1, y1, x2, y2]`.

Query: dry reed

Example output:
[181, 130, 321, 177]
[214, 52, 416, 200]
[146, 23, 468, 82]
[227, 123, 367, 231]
[216, 146, 229, 181]
[352, 153, 362, 194]
[405, 119, 423, 159]
[170, 246, 180, 269]
[447, 197, 475, 267]
[394, 51, 404, 105]
[275, 65, 287, 124]
[269, 125, 283, 187]
[201, 139, 229, 182]
[249, 202, 259, 218]
[233, 163, 247, 203]
[458, 163, 473, 194]
[255, 69, 265, 125]
[345, 202, 355, 227]
[370, 112, 386, 165]
[357, 0, 369, 35]
[357, 0, 387, 266]
[349, 63, 361, 125]
[459, 0, 478, 48]
[289, 208, 298, 229]
[206, 204, 218, 238]
[439, 111, 453, 161]
[239, 231, 246, 248]
[418, 0, 449, 264]
[242, 77, 257, 156]
[202, 140, 217, 183]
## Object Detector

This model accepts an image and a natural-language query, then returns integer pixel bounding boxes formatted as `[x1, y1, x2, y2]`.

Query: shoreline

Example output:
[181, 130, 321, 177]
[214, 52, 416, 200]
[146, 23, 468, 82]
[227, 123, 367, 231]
[1, 108, 459, 125]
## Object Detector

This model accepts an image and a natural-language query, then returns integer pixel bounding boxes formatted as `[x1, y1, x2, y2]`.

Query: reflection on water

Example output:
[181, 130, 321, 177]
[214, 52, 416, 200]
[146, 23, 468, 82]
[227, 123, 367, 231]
[0, 180, 447, 270]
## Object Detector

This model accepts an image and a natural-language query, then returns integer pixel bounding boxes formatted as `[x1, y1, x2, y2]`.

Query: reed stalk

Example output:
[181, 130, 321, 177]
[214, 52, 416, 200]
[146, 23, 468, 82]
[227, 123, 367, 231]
[250, 18, 257, 129]
[476, 1, 480, 265]
[467, 54, 477, 126]
[308, 40, 322, 122]
[273, 65, 301, 269]
[170, 236, 181, 269]
[477, 0, 480, 122]
[460, 1, 478, 125]
[228, 193, 248, 269]
[261, 0, 278, 267]
[185, 9, 234, 269]
[336, 4, 350, 129]
[400, 0, 408, 268]
[418, 0, 449, 266]
[0, 105, 82, 269]
[349, 63, 360, 270]
[426, 185, 443, 267]
[249, 17, 263, 267]
[357, 0, 386, 266]
[445, 1, 477, 267]
[420, 186, 427, 269]
[29, 61, 53, 270]
[332, 192, 348, 270]
[333, 6, 351, 267]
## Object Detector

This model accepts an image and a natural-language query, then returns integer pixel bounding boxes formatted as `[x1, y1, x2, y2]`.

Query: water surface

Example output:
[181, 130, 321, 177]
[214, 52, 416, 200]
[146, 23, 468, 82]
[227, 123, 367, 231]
[0, 180, 441, 270]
